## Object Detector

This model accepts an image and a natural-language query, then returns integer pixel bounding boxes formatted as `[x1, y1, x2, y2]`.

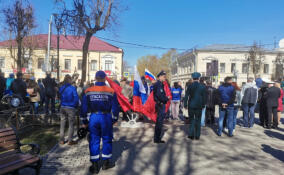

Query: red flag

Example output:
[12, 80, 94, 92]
[163, 81, 172, 113]
[142, 92, 157, 122]
[142, 81, 172, 122]
[106, 77, 133, 112]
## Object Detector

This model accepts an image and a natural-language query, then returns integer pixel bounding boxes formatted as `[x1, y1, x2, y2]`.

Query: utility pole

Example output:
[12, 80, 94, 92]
[57, 29, 60, 81]
[47, 15, 52, 72]
[53, 13, 64, 81]
[45, 15, 52, 72]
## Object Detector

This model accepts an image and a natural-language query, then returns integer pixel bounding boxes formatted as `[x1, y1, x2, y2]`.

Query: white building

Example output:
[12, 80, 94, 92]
[171, 41, 284, 87]
[0, 34, 124, 81]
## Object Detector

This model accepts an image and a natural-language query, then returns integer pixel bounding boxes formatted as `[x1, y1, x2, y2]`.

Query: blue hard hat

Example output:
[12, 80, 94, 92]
[191, 72, 201, 79]
[9, 73, 14, 78]
[95, 70, 106, 79]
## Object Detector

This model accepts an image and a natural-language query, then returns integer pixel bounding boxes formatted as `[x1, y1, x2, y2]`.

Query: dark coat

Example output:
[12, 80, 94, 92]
[11, 78, 27, 100]
[259, 84, 268, 104]
[153, 80, 168, 104]
[266, 86, 281, 107]
[184, 81, 206, 109]
[217, 83, 236, 107]
[43, 77, 57, 97]
[0, 75, 5, 98]
[206, 86, 217, 108]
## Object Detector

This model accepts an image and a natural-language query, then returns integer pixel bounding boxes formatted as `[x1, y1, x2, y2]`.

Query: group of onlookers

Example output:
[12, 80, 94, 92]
[170, 74, 284, 139]
[1, 68, 284, 144]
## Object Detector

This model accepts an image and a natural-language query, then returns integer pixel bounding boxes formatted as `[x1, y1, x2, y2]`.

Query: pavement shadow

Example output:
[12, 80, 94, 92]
[264, 129, 284, 140]
[205, 123, 219, 136]
[112, 136, 132, 163]
[280, 118, 284, 124]
[261, 144, 284, 162]
[115, 124, 194, 175]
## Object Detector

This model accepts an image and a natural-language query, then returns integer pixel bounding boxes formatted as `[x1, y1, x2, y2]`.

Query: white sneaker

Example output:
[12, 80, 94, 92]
[224, 128, 228, 133]
[232, 129, 235, 134]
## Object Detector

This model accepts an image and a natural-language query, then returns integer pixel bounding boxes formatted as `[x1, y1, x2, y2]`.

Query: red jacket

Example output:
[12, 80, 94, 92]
[278, 89, 283, 112]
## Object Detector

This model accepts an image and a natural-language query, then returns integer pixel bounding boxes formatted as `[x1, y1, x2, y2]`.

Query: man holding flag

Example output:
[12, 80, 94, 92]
[153, 70, 169, 143]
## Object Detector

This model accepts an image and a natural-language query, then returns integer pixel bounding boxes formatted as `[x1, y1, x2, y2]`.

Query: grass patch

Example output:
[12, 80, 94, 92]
[20, 126, 60, 155]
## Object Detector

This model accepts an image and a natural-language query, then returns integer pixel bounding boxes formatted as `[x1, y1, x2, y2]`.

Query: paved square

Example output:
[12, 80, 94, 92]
[20, 116, 284, 175]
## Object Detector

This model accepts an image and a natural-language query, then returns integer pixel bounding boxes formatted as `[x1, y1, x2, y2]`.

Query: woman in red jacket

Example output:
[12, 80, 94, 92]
[275, 82, 283, 124]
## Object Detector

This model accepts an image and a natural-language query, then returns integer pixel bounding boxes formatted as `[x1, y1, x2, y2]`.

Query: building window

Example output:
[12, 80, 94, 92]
[264, 64, 269, 74]
[78, 59, 82, 70]
[231, 63, 236, 73]
[0, 57, 5, 68]
[90, 60, 97, 71]
[206, 62, 212, 76]
[52, 60, 58, 71]
[220, 63, 225, 73]
[65, 59, 71, 70]
[105, 60, 113, 71]
[38, 58, 44, 69]
[242, 63, 248, 73]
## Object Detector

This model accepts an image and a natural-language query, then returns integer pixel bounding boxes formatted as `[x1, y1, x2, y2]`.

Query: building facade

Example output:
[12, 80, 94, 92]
[171, 42, 284, 87]
[0, 34, 123, 81]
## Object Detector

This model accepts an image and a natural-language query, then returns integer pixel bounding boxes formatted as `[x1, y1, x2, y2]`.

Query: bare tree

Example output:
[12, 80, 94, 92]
[137, 49, 177, 81]
[2, 0, 36, 71]
[56, 0, 122, 83]
[7, 34, 40, 72]
[275, 52, 284, 80]
[247, 42, 265, 79]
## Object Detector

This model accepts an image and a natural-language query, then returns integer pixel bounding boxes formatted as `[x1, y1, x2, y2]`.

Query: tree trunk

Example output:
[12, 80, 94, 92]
[81, 32, 93, 83]
[17, 39, 22, 71]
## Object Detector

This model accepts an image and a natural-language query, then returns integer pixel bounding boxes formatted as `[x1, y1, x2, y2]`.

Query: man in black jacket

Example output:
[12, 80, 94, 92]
[0, 71, 6, 100]
[11, 72, 27, 102]
[153, 70, 169, 144]
[205, 80, 216, 125]
[43, 72, 57, 115]
[266, 82, 281, 129]
[259, 82, 268, 127]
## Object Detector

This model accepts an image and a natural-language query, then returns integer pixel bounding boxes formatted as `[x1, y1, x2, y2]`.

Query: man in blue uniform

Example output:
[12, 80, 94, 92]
[153, 71, 169, 143]
[80, 71, 119, 174]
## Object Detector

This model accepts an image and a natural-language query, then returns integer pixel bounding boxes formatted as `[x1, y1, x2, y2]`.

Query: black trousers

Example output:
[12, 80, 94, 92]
[154, 104, 165, 141]
[205, 107, 215, 124]
[45, 96, 55, 114]
[267, 105, 278, 127]
[259, 102, 268, 126]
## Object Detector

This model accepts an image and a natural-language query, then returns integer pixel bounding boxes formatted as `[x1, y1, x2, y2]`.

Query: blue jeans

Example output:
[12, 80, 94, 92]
[218, 107, 234, 136]
[30, 102, 39, 114]
[242, 103, 256, 128]
[201, 107, 206, 127]
[232, 107, 239, 130]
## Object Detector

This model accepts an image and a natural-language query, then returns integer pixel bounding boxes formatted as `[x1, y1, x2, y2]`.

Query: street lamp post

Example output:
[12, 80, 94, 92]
[53, 13, 63, 81]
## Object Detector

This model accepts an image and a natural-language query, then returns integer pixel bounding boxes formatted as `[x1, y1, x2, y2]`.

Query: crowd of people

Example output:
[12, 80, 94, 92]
[1, 69, 283, 174]
[175, 73, 284, 140]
